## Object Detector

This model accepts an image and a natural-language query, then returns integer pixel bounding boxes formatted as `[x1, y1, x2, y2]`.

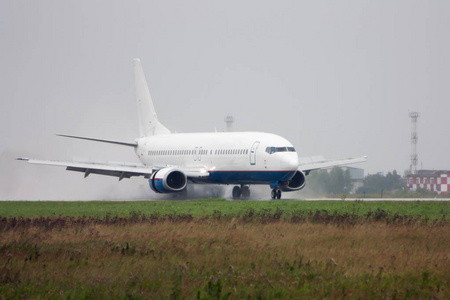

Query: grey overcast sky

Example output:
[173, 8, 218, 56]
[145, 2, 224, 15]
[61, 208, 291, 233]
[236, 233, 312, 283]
[1, 1, 449, 200]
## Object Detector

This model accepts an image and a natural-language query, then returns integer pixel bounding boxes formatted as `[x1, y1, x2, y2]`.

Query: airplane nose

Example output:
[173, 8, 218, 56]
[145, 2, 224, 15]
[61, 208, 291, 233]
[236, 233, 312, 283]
[280, 154, 298, 171]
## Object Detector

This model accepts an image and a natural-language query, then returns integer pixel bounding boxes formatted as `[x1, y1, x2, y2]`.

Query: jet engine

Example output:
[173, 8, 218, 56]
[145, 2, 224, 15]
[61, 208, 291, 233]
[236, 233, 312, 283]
[280, 170, 306, 192]
[149, 168, 187, 193]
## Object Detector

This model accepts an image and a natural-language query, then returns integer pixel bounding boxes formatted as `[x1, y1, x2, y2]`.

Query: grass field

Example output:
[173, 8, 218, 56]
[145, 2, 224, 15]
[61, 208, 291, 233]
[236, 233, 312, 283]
[1, 198, 449, 219]
[1, 199, 449, 298]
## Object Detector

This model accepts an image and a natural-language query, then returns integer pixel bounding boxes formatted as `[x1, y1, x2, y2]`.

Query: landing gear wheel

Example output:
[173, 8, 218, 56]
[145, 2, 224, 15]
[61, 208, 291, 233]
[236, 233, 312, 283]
[232, 186, 241, 199]
[276, 189, 282, 199]
[271, 188, 282, 200]
[271, 189, 277, 199]
[241, 186, 250, 199]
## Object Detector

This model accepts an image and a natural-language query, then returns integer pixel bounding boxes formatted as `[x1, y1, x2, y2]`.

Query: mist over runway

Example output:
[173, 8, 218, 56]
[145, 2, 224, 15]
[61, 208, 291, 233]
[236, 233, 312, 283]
[2, 1, 449, 200]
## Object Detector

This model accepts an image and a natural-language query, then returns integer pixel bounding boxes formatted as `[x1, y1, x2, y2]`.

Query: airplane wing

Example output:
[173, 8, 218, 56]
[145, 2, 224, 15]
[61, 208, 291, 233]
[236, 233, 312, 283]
[150, 164, 211, 179]
[299, 156, 367, 175]
[17, 158, 211, 181]
[17, 158, 154, 181]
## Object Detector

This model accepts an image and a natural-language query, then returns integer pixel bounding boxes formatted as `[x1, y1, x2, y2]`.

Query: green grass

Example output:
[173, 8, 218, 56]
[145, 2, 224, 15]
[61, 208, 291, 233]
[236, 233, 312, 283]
[1, 198, 449, 219]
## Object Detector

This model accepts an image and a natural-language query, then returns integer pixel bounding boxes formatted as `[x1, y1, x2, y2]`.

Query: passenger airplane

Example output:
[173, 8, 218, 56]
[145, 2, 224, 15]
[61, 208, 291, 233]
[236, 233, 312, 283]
[18, 59, 367, 199]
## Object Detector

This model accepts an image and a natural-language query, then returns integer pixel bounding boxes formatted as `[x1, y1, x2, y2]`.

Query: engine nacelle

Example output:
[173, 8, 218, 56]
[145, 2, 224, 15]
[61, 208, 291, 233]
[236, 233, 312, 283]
[149, 168, 187, 193]
[279, 170, 306, 192]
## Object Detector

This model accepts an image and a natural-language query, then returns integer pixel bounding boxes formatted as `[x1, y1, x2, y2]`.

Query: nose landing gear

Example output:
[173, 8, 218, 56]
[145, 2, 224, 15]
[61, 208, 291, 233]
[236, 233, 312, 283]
[271, 188, 282, 200]
[232, 185, 251, 200]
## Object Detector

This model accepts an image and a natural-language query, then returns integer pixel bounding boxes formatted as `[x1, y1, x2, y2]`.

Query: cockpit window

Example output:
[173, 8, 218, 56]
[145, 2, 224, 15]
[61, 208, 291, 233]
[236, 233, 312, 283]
[266, 147, 275, 154]
[265, 146, 296, 154]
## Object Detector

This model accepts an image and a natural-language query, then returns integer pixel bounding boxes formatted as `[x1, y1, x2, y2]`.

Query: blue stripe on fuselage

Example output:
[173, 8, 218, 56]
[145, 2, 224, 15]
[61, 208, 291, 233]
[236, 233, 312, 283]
[206, 170, 296, 185]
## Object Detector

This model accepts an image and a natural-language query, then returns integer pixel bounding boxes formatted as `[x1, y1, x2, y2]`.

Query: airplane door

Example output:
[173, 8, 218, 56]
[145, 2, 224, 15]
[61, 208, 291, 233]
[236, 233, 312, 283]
[193, 147, 198, 161]
[250, 141, 260, 165]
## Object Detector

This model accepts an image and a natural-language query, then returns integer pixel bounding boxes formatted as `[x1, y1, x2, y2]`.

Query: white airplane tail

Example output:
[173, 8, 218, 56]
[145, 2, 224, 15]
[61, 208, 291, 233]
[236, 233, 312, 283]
[134, 58, 171, 136]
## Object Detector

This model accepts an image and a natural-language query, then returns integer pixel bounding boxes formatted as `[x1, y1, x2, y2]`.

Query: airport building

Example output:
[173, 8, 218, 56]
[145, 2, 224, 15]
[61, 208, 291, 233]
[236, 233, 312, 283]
[406, 170, 450, 194]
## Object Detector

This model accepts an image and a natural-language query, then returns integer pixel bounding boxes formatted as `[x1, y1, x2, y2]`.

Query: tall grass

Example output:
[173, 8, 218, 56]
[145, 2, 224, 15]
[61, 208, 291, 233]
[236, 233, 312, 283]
[1, 211, 449, 298]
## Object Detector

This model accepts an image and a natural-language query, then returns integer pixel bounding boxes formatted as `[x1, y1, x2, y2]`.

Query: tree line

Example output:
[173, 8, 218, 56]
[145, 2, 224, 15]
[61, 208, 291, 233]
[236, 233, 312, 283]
[306, 168, 405, 195]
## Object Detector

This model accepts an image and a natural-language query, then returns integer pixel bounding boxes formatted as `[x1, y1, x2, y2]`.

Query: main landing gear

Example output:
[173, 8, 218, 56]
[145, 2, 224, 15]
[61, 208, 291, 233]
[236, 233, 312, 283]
[232, 185, 250, 200]
[271, 188, 282, 200]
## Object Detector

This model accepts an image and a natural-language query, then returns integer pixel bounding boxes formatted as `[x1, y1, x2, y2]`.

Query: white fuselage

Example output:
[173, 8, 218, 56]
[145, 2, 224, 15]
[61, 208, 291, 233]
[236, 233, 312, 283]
[135, 131, 299, 185]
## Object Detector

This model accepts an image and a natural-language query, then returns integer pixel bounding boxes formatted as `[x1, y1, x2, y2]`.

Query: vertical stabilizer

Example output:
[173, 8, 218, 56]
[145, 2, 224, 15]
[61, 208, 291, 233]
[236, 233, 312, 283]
[134, 58, 171, 136]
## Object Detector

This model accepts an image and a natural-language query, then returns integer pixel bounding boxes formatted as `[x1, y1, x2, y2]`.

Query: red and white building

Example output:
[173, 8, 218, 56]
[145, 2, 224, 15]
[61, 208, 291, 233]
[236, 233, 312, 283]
[406, 170, 450, 194]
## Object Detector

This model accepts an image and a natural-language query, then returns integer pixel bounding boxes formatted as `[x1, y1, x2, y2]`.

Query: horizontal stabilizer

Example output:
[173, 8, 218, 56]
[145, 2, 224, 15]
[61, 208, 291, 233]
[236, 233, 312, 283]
[57, 134, 137, 147]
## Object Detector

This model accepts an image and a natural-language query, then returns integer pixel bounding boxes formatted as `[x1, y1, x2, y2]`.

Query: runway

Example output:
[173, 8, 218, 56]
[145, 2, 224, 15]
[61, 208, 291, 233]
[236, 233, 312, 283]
[296, 198, 450, 201]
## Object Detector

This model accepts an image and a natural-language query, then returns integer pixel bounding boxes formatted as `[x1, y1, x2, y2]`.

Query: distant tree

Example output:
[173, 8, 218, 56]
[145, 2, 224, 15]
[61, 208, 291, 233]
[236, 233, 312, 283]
[356, 170, 405, 194]
[387, 170, 404, 190]
[327, 167, 352, 194]
[306, 167, 352, 195]
[306, 170, 327, 194]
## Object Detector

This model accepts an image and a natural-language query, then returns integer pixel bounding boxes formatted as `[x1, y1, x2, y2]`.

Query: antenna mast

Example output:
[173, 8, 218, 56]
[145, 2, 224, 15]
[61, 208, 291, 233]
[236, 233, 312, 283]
[409, 112, 419, 174]
[224, 115, 234, 132]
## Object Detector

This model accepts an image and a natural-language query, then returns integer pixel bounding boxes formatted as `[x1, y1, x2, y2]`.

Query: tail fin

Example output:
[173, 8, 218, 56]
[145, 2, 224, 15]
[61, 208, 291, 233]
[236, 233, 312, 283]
[134, 58, 171, 136]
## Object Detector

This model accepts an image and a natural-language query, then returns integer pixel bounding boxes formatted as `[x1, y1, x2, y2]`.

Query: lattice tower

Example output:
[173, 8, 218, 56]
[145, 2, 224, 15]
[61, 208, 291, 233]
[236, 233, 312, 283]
[410, 112, 419, 174]
[224, 115, 234, 132]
